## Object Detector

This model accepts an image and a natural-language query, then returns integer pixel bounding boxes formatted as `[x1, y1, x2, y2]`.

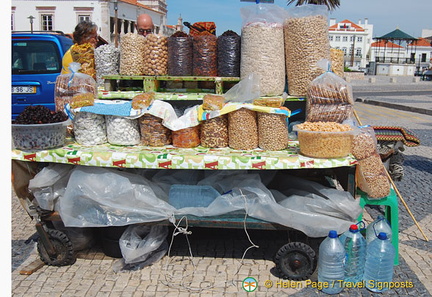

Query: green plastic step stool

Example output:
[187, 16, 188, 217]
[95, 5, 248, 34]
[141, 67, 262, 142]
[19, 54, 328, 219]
[357, 188, 399, 265]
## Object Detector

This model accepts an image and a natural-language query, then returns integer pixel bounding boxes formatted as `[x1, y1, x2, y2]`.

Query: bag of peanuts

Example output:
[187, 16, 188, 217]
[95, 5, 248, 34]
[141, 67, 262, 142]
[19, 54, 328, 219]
[284, 4, 331, 97]
[240, 4, 286, 96]
[352, 126, 391, 199]
[306, 59, 354, 123]
[54, 62, 96, 112]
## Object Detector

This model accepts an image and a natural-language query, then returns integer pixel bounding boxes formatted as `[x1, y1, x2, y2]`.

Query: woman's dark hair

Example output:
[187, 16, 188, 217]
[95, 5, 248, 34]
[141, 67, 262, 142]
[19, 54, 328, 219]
[73, 21, 98, 44]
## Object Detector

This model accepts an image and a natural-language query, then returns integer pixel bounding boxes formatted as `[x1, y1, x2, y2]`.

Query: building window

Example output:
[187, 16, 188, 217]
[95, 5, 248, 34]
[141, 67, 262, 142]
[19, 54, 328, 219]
[335, 36, 341, 42]
[78, 14, 91, 22]
[41, 14, 53, 31]
[342, 47, 347, 56]
[329, 35, 333, 41]
[349, 36, 354, 42]
[356, 48, 362, 56]
[343, 36, 348, 42]
[357, 36, 363, 42]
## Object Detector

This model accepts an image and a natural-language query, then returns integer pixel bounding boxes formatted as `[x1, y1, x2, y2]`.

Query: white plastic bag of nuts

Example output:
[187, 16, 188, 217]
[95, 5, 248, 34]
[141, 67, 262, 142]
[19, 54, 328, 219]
[120, 33, 146, 76]
[240, 4, 286, 96]
[95, 44, 120, 87]
[143, 34, 168, 76]
[284, 4, 331, 97]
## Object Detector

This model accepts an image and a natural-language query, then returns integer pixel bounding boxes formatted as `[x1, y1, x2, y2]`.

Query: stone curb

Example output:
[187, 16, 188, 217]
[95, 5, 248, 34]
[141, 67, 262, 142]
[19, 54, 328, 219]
[355, 97, 432, 116]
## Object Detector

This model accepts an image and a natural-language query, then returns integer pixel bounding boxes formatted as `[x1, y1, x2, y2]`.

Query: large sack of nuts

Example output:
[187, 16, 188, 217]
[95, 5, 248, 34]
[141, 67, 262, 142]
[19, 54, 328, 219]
[143, 34, 168, 76]
[217, 30, 241, 77]
[306, 60, 354, 123]
[284, 4, 331, 97]
[55, 62, 96, 112]
[120, 33, 146, 76]
[240, 4, 286, 96]
[228, 108, 258, 150]
[167, 31, 193, 76]
[330, 48, 344, 78]
[95, 44, 120, 87]
[352, 126, 390, 199]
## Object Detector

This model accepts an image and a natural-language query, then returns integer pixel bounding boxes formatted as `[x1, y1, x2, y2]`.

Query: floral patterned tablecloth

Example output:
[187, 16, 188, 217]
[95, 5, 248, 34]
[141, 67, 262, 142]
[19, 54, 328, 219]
[11, 141, 357, 170]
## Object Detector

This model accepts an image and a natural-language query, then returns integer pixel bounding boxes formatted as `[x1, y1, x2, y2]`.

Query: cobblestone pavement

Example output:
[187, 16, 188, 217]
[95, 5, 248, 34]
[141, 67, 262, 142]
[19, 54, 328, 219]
[11, 77, 432, 296]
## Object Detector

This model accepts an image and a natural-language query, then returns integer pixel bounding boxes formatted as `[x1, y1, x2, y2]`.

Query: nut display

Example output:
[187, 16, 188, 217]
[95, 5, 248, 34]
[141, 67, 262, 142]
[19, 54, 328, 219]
[132, 92, 155, 109]
[284, 14, 330, 96]
[71, 43, 96, 79]
[105, 115, 141, 145]
[192, 35, 217, 76]
[55, 72, 96, 112]
[351, 129, 377, 160]
[73, 112, 107, 146]
[258, 113, 288, 151]
[241, 24, 285, 96]
[253, 97, 284, 108]
[143, 34, 168, 76]
[200, 115, 229, 148]
[70, 92, 95, 109]
[295, 121, 354, 158]
[139, 114, 172, 146]
[228, 108, 258, 150]
[120, 33, 146, 76]
[356, 154, 391, 199]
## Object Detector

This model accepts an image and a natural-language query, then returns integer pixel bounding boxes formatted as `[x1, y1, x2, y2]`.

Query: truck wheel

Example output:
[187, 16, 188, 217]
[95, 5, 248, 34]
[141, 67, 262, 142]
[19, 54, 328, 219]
[275, 242, 317, 280]
[37, 229, 76, 266]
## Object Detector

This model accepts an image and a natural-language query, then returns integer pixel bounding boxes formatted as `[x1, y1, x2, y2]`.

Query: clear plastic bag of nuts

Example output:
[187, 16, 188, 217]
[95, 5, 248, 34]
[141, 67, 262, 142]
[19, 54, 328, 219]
[306, 60, 354, 123]
[258, 112, 288, 151]
[201, 115, 229, 148]
[167, 32, 193, 76]
[143, 34, 168, 76]
[172, 125, 201, 148]
[192, 34, 218, 76]
[120, 33, 146, 76]
[139, 114, 172, 147]
[240, 4, 286, 96]
[55, 62, 96, 112]
[228, 108, 258, 150]
[284, 4, 331, 96]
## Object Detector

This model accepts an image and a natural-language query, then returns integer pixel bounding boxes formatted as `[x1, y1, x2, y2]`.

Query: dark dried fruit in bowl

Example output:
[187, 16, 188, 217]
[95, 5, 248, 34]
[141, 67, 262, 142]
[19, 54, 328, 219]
[14, 105, 68, 124]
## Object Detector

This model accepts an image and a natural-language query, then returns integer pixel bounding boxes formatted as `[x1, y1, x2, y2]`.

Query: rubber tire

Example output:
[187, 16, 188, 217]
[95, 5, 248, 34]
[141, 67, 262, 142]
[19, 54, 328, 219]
[37, 229, 76, 266]
[275, 241, 317, 280]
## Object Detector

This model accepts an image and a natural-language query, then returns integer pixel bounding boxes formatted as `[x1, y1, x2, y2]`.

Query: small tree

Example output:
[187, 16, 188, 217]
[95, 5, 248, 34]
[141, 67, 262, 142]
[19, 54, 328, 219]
[287, 0, 340, 10]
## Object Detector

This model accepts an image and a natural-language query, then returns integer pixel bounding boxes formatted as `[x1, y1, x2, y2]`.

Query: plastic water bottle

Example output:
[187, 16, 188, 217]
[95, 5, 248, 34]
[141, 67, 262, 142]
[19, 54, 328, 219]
[340, 224, 367, 284]
[366, 215, 392, 244]
[318, 230, 345, 294]
[363, 232, 395, 292]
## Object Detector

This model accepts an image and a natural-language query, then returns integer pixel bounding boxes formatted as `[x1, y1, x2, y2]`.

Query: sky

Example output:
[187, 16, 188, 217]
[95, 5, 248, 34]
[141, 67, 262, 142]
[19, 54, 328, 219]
[166, 0, 432, 39]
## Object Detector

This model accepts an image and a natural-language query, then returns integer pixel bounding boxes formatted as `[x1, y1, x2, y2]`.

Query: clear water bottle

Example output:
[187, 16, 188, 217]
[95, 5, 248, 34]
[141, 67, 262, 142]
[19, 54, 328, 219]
[366, 215, 392, 244]
[341, 224, 367, 284]
[318, 230, 345, 294]
[363, 232, 395, 292]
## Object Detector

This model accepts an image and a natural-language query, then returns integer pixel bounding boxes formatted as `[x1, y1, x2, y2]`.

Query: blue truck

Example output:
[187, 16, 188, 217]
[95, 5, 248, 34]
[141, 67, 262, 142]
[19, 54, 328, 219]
[12, 31, 73, 120]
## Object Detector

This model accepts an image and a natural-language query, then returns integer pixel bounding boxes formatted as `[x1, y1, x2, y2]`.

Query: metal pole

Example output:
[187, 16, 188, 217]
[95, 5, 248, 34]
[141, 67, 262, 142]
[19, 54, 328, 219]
[28, 15, 35, 33]
[113, 0, 118, 48]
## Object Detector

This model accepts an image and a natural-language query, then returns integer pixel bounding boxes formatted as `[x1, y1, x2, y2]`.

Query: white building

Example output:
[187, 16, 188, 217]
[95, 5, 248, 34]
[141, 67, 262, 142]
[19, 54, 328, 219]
[328, 18, 373, 70]
[11, 0, 173, 43]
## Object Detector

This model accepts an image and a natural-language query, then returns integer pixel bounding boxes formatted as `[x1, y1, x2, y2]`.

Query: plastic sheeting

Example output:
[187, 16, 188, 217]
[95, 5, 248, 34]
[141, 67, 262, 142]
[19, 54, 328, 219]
[30, 165, 362, 238]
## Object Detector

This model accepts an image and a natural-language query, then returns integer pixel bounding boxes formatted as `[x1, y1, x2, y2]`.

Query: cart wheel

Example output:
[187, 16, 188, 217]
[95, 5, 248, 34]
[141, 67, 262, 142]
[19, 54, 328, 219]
[275, 242, 317, 281]
[37, 229, 76, 266]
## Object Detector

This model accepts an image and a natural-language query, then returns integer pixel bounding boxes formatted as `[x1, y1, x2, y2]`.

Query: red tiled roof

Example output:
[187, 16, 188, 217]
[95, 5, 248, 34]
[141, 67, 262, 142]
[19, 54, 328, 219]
[407, 38, 432, 47]
[371, 40, 404, 48]
[120, 0, 162, 14]
[329, 19, 365, 32]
